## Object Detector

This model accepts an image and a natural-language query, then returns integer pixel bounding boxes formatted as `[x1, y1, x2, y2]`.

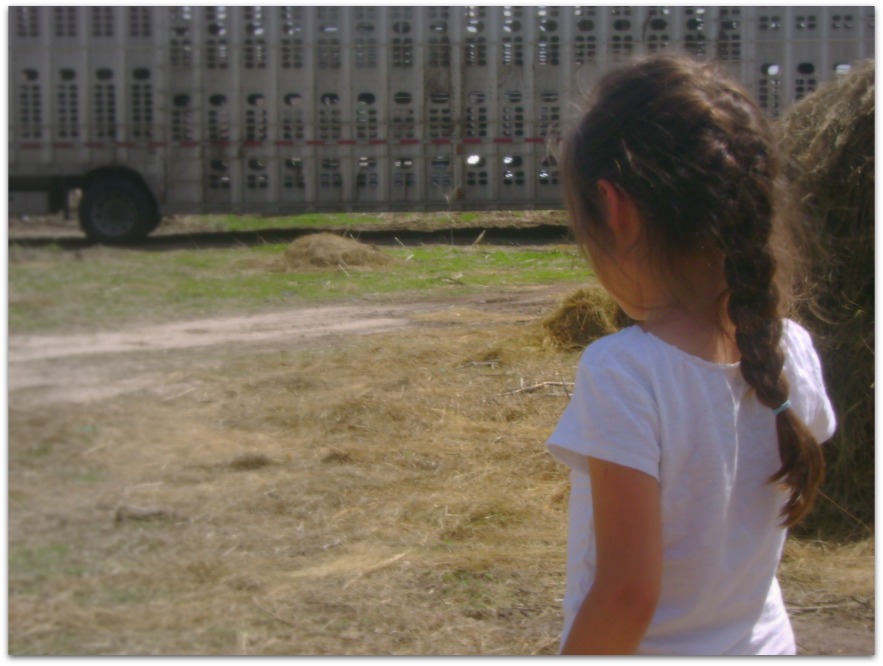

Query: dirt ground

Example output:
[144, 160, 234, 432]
[7, 274, 875, 655]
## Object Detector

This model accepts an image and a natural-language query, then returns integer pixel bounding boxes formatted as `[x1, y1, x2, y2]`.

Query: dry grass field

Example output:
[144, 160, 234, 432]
[7, 226, 874, 655]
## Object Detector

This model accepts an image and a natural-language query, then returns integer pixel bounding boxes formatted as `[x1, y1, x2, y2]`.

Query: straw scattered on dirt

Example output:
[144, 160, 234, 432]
[8, 287, 577, 656]
[7, 283, 874, 656]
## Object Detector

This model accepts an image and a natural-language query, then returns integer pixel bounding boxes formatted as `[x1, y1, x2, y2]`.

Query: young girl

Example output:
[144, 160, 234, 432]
[546, 54, 836, 655]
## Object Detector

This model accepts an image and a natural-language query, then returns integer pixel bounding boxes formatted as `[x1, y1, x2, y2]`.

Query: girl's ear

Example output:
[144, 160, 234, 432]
[597, 179, 643, 252]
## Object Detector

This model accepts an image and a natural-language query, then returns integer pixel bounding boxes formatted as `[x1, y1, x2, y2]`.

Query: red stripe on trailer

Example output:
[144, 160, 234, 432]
[525, 138, 546, 143]
[494, 138, 514, 143]
[275, 140, 294, 147]
[338, 140, 357, 145]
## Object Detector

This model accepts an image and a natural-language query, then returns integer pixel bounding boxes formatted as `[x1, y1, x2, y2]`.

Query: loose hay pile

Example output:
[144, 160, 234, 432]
[778, 60, 875, 538]
[282, 233, 394, 271]
[541, 285, 631, 351]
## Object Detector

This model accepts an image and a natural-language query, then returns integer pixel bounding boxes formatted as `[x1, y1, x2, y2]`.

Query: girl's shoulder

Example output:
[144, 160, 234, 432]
[580, 325, 645, 361]
[575, 320, 824, 389]
[578, 325, 656, 378]
[579, 324, 736, 376]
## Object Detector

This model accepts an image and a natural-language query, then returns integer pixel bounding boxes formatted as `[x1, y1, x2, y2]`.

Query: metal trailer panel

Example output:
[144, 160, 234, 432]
[8, 6, 875, 218]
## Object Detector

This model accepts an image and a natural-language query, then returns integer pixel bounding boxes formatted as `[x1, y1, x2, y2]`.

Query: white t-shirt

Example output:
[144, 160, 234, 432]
[547, 319, 836, 656]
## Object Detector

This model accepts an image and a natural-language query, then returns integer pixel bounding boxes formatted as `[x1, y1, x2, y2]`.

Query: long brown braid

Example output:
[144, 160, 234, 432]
[560, 54, 824, 527]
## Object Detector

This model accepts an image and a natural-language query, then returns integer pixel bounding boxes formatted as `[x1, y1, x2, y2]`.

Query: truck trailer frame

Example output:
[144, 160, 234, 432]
[8, 6, 875, 242]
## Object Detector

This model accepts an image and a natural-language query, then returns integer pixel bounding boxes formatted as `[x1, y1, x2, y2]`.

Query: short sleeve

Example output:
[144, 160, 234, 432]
[806, 347, 837, 444]
[782, 320, 837, 444]
[547, 358, 661, 480]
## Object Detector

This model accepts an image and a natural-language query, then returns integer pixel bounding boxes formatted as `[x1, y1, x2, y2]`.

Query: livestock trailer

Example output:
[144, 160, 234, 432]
[8, 6, 875, 242]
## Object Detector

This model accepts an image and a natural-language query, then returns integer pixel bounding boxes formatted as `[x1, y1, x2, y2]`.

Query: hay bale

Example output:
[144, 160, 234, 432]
[282, 233, 393, 271]
[542, 285, 631, 351]
[778, 60, 874, 538]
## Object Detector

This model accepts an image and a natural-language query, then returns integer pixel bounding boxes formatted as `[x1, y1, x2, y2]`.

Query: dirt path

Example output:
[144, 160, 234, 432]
[8, 302, 430, 407]
[7, 285, 567, 408]
[8, 305, 421, 364]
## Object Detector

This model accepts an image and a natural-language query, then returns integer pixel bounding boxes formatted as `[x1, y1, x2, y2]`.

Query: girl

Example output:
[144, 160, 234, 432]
[546, 54, 836, 655]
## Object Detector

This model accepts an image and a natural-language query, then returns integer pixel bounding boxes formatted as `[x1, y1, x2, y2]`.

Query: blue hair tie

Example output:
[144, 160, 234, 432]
[773, 400, 792, 416]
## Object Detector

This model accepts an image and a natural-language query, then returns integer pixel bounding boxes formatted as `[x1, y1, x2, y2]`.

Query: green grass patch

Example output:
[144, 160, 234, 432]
[9, 242, 590, 334]
[199, 212, 387, 232]
[175, 210, 566, 234]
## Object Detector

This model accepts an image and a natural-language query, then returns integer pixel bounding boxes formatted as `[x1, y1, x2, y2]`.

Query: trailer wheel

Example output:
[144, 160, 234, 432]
[79, 177, 158, 243]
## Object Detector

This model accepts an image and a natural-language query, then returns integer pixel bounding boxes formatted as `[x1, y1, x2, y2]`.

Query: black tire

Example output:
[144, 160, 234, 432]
[79, 177, 159, 243]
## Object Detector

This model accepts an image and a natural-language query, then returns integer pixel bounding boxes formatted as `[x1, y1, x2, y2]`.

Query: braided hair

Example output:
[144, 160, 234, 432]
[560, 54, 823, 528]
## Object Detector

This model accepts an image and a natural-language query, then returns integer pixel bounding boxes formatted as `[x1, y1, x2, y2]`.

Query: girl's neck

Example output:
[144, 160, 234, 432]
[636, 258, 739, 364]
[604, 234, 739, 364]
[639, 308, 739, 365]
